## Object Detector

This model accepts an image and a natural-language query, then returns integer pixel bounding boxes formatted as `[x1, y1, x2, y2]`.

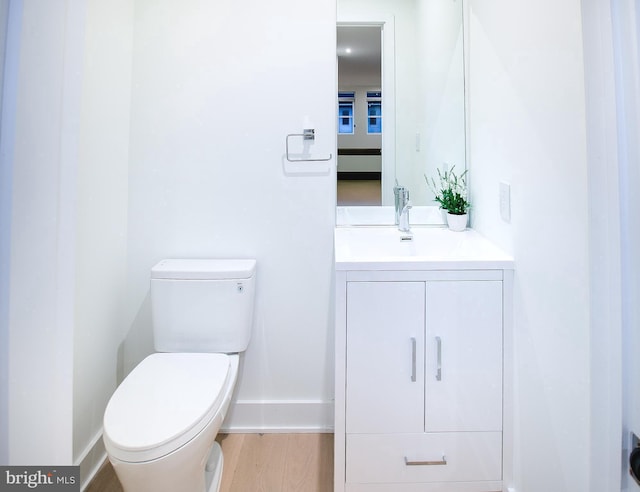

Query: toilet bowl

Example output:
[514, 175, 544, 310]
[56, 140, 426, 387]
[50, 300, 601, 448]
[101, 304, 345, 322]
[103, 259, 256, 492]
[104, 353, 238, 492]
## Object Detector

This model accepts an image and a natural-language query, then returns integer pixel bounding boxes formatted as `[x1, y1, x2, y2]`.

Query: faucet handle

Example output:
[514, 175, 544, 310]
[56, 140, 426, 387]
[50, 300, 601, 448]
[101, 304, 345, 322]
[401, 188, 410, 203]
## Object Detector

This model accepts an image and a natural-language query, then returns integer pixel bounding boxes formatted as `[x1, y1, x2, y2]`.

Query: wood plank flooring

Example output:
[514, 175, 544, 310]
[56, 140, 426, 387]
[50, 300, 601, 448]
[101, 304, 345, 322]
[337, 179, 381, 206]
[86, 433, 333, 492]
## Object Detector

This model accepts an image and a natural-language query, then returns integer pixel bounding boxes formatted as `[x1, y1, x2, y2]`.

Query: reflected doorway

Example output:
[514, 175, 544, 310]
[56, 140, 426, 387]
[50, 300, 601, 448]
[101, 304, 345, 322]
[336, 25, 383, 206]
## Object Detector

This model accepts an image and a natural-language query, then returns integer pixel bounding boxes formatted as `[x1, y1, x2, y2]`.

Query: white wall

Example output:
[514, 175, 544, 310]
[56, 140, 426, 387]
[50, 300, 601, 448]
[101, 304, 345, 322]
[123, 0, 336, 431]
[0, 0, 9, 118]
[1, 1, 133, 481]
[612, 1, 640, 490]
[337, 154, 382, 174]
[467, 1, 591, 491]
[414, 0, 465, 206]
[0, 0, 15, 465]
[6, 0, 81, 464]
[581, 1, 623, 490]
[72, 0, 133, 481]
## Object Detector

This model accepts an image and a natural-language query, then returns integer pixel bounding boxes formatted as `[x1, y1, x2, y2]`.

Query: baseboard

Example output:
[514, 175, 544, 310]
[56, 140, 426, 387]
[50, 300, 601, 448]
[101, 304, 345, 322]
[75, 429, 107, 491]
[221, 399, 334, 433]
[337, 171, 381, 180]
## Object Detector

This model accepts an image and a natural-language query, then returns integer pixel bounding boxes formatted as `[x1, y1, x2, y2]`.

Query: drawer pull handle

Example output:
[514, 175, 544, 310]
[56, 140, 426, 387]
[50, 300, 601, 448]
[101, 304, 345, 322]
[404, 455, 447, 466]
[436, 336, 442, 381]
[410, 337, 417, 382]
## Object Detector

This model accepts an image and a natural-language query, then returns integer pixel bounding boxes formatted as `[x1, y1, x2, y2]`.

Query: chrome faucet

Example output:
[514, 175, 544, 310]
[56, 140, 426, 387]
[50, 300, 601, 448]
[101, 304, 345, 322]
[394, 185, 409, 225]
[396, 187, 412, 233]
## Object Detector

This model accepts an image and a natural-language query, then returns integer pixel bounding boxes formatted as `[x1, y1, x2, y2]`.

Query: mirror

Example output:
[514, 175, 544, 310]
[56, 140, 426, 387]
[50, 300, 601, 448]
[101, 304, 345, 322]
[337, 26, 384, 206]
[336, 0, 466, 224]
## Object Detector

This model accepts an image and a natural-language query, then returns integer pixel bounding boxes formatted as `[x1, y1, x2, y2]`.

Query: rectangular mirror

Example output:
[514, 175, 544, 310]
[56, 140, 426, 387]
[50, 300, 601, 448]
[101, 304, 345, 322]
[336, 0, 466, 225]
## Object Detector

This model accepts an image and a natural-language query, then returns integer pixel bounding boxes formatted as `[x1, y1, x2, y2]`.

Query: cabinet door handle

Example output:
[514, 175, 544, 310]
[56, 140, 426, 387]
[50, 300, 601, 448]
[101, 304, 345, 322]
[435, 336, 442, 381]
[404, 455, 447, 466]
[410, 337, 417, 382]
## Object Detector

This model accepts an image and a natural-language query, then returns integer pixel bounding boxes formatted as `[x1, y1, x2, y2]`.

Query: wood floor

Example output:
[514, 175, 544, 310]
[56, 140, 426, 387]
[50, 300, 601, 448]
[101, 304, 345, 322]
[86, 433, 334, 492]
[336, 179, 381, 206]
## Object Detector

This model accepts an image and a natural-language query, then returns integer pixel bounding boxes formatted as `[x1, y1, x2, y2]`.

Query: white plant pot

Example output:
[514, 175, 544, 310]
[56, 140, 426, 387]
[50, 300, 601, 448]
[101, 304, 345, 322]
[446, 212, 468, 232]
[440, 208, 448, 224]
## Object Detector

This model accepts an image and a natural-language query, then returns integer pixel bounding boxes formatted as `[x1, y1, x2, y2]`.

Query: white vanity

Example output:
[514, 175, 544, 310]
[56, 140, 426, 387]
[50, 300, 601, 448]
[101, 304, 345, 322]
[334, 227, 514, 492]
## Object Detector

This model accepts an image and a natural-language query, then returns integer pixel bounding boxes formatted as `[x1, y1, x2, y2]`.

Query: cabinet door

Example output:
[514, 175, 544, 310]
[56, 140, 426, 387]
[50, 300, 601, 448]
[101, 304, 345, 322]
[346, 281, 425, 434]
[425, 281, 503, 432]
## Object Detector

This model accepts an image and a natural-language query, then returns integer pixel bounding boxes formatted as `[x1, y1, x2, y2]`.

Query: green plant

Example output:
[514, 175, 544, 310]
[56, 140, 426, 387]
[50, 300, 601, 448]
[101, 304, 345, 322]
[425, 166, 470, 215]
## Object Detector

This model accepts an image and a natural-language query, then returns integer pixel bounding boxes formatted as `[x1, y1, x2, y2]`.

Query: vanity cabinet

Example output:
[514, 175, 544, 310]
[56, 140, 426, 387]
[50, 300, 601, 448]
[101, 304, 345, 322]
[335, 270, 507, 492]
[346, 281, 426, 434]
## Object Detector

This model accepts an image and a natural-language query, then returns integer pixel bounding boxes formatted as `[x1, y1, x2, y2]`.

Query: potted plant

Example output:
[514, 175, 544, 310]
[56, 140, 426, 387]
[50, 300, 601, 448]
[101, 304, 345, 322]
[426, 166, 470, 231]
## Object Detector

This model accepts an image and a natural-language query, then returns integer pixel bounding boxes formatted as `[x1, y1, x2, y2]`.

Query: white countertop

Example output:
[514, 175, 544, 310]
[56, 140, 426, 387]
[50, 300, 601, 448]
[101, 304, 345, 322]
[335, 226, 514, 271]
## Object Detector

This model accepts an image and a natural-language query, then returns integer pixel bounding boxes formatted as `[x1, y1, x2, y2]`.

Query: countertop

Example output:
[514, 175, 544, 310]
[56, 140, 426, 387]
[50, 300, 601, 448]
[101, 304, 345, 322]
[335, 226, 514, 271]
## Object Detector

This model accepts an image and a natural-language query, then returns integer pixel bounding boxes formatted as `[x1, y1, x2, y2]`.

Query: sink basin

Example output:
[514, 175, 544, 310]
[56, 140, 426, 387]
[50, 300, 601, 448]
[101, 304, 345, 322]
[334, 227, 514, 270]
[336, 206, 446, 226]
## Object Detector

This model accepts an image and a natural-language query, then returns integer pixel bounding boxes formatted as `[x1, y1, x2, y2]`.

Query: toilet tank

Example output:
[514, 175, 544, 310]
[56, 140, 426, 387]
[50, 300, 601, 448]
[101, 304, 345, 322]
[150, 259, 256, 353]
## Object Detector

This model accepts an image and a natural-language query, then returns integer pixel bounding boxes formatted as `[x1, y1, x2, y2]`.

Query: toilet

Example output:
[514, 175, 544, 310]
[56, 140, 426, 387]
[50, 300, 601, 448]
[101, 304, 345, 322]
[103, 259, 256, 492]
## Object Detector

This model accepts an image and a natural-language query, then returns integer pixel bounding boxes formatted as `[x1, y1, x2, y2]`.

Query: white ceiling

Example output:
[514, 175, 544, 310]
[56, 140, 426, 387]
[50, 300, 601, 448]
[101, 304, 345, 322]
[337, 26, 382, 86]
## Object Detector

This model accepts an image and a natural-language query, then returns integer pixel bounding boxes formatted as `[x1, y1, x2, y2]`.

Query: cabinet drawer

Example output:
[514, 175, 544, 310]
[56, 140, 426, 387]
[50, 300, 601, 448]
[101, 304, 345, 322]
[346, 432, 502, 484]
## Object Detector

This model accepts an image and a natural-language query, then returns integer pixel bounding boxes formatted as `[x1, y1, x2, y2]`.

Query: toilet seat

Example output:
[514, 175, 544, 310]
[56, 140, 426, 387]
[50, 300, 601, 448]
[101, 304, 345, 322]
[104, 353, 233, 463]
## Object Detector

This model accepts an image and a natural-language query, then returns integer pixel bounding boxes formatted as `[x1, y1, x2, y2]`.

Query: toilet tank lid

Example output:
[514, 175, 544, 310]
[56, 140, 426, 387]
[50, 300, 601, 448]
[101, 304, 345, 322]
[151, 259, 256, 280]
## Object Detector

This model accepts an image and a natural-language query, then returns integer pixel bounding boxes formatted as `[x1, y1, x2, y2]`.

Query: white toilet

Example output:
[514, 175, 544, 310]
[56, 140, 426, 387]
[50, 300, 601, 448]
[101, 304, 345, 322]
[103, 259, 256, 492]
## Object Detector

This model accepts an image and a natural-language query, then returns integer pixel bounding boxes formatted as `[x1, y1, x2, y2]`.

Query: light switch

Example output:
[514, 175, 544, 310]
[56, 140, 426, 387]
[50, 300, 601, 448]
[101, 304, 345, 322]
[499, 182, 511, 222]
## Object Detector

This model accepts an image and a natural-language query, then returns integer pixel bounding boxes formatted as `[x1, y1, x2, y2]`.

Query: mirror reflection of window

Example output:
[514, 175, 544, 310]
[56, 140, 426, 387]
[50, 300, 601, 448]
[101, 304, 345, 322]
[338, 92, 355, 134]
[367, 91, 382, 134]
